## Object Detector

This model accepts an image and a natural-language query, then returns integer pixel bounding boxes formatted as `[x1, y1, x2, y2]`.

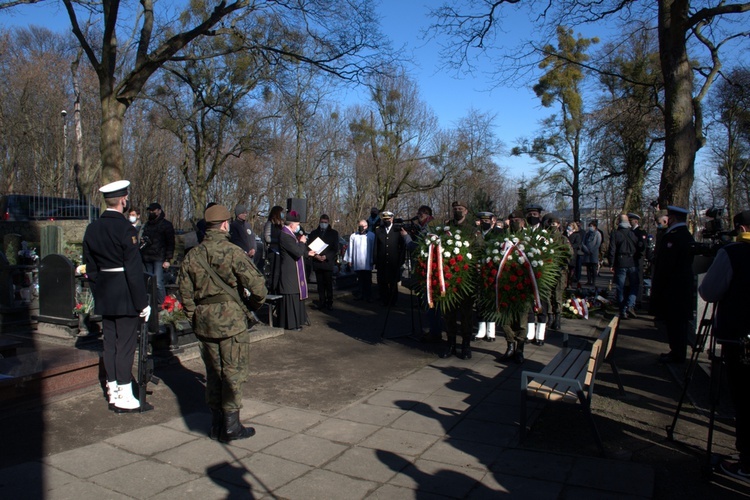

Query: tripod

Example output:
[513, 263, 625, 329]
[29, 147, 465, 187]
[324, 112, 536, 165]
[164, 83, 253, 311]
[666, 302, 721, 478]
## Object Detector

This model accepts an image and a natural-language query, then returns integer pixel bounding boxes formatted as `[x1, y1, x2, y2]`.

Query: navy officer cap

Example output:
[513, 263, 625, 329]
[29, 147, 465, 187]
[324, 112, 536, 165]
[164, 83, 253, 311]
[667, 205, 689, 215]
[478, 211, 494, 219]
[99, 180, 130, 199]
[627, 212, 641, 221]
[524, 203, 543, 213]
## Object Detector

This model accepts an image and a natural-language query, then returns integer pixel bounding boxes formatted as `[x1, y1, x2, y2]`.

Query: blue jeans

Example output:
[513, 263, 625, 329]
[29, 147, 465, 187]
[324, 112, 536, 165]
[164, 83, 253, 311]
[144, 260, 165, 306]
[614, 266, 639, 314]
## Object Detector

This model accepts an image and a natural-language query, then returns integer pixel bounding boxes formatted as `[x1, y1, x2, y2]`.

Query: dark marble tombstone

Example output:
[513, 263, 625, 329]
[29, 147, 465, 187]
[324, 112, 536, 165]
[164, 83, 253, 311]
[37, 254, 76, 323]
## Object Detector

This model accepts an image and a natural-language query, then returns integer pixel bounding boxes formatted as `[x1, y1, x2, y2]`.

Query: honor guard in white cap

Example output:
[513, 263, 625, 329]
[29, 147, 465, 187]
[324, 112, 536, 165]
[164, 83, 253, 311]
[83, 180, 151, 412]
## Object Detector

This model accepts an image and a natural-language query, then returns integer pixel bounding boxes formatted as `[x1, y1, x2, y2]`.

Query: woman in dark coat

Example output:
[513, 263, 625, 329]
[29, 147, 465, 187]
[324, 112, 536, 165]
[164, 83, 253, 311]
[278, 211, 314, 330]
[263, 205, 284, 293]
[565, 222, 583, 283]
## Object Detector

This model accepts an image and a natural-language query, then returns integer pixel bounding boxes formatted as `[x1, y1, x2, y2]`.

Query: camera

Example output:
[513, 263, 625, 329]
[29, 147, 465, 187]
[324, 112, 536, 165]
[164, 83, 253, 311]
[393, 217, 420, 238]
[139, 235, 151, 251]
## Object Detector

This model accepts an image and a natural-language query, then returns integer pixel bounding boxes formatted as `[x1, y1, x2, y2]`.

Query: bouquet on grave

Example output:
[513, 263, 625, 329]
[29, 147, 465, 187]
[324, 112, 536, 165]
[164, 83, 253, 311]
[413, 225, 477, 314]
[73, 288, 95, 316]
[476, 227, 570, 324]
[159, 294, 188, 330]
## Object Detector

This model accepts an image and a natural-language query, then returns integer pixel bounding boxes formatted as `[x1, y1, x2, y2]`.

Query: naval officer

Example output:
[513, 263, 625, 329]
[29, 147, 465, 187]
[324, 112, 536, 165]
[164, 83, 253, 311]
[83, 180, 151, 412]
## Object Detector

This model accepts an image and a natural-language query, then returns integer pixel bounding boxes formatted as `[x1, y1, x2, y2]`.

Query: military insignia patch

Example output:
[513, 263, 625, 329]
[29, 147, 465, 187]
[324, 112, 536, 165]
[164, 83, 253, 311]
[132, 236, 138, 245]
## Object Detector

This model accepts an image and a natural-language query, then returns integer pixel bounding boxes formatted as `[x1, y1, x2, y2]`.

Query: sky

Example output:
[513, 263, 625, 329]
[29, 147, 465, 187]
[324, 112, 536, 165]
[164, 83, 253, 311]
[0, 1, 572, 179]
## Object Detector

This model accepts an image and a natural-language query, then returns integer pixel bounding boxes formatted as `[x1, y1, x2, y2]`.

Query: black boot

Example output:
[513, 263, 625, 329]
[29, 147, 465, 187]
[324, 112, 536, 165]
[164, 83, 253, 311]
[514, 341, 526, 364]
[220, 410, 256, 443]
[499, 341, 516, 361]
[459, 339, 472, 360]
[439, 337, 457, 358]
[209, 408, 223, 441]
[553, 313, 561, 330]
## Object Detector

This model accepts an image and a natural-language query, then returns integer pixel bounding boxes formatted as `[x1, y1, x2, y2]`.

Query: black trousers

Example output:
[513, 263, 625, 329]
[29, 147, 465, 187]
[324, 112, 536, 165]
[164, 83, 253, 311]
[102, 315, 140, 385]
[725, 346, 750, 468]
[315, 269, 334, 306]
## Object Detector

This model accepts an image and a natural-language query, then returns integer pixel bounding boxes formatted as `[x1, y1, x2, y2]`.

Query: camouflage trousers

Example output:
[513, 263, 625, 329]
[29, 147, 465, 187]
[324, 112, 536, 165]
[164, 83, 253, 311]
[198, 330, 250, 411]
[502, 307, 530, 343]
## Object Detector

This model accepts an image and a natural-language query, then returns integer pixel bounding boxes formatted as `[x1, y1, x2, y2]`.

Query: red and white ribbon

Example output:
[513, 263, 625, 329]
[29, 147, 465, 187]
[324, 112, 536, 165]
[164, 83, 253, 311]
[494, 242, 542, 312]
[425, 236, 446, 308]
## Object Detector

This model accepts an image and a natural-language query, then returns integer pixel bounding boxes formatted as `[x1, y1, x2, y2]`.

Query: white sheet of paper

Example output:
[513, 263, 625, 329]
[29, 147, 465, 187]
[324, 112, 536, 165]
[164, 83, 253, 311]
[308, 237, 329, 255]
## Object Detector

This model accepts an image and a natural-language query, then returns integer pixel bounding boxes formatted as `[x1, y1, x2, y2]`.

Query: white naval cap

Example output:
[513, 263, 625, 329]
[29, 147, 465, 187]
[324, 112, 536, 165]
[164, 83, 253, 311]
[666, 205, 689, 215]
[99, 180, 130, 199]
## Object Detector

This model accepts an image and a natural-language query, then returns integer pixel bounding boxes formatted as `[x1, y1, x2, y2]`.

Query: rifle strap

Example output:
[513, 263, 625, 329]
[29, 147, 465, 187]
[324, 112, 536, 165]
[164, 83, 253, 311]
[192, 245, 258, 327]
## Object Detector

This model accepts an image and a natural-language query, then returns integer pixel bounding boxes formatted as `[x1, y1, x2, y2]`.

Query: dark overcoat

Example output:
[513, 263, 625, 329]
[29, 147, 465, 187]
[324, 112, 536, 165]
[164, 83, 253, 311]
[278, 228, 308, 295]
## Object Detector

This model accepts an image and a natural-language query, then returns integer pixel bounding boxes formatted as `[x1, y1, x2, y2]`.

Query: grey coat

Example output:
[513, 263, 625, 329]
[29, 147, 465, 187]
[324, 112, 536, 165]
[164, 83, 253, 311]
[581, 228, 602, 265]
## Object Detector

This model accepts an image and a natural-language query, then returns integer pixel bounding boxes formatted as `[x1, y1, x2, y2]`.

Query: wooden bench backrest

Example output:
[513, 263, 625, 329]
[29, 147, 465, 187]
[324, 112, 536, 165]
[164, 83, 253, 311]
[604, 316, 619, 359]
[583, 326, 612, 396]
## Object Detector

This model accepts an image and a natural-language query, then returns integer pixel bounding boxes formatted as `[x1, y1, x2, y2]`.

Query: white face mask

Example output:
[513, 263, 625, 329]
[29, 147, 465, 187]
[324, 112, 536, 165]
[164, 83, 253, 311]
[320, 222, 329, 230]
[129, 216, 137, 223]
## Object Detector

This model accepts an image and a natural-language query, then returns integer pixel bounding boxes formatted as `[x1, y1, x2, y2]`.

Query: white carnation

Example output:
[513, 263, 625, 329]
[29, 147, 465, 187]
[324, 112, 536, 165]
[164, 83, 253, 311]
[443, 226, 450, 232]
[518, 256, 525, 264]
[430, 235, 438, 242]
[454, 247, 460, 254]
[550, 249, 555, 254]
[531, 260, 538, 268]
[463, 241, 470, 247]
[447, 239, 454, 246]
[444, 251, 451, 258]
[512, 237, 519, 244]
[466, 253, 472, 259]
[492, 249, 499, 254]
[493, 256, 501, 263]
[517, 244, 525, 252]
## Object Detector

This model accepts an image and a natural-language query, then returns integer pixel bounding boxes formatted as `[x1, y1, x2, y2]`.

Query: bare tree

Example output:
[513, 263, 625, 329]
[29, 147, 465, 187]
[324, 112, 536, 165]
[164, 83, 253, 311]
[428, 0, 750, 208]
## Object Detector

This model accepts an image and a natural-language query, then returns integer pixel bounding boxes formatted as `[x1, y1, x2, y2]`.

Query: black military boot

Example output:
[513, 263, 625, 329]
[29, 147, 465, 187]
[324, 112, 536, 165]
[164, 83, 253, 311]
[514, 341, 526, 364]
[499, 341, 516, 361]
[209, 408, 223, 441]
[220, 410, 256, 443]
[439, 336, 457, 358]
[459, 339, 472, 360]
[553, 313, 561, 330]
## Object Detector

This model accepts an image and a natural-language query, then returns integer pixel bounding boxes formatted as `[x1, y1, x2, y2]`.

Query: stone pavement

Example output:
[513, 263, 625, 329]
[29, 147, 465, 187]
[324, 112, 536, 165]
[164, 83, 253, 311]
[1, 271, 749, 499]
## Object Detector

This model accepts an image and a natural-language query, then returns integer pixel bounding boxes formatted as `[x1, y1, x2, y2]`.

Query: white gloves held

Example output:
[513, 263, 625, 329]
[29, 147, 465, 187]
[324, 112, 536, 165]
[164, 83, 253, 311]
[140, 305, 151, 322]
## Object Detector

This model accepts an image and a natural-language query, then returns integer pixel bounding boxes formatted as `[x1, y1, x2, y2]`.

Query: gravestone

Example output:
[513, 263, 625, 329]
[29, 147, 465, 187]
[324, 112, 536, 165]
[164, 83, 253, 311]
[0, 252, 12, 308]
[34, 254, 78, 338]
[40, 225, 64, 259]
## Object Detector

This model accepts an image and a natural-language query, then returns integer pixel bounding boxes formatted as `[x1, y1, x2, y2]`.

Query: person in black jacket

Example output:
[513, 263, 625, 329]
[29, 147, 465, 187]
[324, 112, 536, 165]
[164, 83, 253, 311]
[229, 204, 257, 260]
[651, 206, 695, 363]
[141, 202, 175, 306]
[308, 214, 340, 310]
[608, 213, 643, 319]
[699, 209, 750, 482]
[83, 180, 150, 412]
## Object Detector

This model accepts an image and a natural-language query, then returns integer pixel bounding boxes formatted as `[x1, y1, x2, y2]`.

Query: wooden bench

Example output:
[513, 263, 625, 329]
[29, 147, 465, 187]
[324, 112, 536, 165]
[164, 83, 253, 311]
[520, 316, 622, 455]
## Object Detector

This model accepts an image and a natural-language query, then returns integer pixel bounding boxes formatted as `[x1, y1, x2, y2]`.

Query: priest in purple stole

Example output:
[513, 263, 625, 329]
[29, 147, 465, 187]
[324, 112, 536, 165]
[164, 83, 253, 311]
[278, 211, 314, 330]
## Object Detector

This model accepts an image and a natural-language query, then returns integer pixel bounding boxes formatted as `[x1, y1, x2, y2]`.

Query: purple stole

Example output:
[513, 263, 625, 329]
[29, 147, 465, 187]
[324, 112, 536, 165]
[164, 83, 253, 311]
[282, 226, 309, 300]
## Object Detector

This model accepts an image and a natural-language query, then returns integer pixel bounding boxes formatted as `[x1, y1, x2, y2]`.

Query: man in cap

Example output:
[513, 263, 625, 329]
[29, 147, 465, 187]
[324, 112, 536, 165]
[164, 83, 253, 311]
[499, 209, 530, 363]
[308, 214, 340, 310]
[699, 209, 750, 483]
[524, 204, 550, 345]
[179, 204, 267, 442]
[373, 210, 405, 306]
[525, 203, 544, 230]
[439, 201, 478, 359]
[474, 211, 501, 342]
[229, 203, 257, 262]
[543, 213, 570, 333]
[140, 201, 175, 306]
[83, 180, 150, 412]
[651, 205, 694, 363]
[608, 214, 642, 320]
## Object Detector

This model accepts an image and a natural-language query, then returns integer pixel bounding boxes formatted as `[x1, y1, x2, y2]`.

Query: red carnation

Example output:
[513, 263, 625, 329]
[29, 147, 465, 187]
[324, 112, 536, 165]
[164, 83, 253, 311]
[456, 277, 462, 284]
[516, 269, 524, 276]
[457, 255, 463, 262]
[517, 283, 524, 290]
[445, 273, 453, 279]
[504, 285, 511, 291]
[449, 258, 456, 266]
[510, 275, 517, 282]
[463, 264, 469, 271]
[454, 265, 460, 272]
[488, 277, 494, 284]
[536, 271, 542, 279]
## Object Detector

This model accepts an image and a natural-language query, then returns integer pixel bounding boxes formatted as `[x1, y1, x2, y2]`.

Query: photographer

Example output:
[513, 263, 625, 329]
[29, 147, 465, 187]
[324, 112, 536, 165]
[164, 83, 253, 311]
[698, 210, 750, 483]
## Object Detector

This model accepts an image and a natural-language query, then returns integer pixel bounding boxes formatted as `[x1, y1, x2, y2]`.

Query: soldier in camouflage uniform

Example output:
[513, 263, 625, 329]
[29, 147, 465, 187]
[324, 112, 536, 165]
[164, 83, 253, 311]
[542, 213, 569, 335]
[179, 205, 267, 443]
[499, 210, 531, 363]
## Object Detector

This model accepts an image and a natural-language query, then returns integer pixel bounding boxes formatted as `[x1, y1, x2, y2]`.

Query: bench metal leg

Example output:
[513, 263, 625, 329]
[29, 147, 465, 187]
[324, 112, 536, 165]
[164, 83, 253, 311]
[519, 391, 528, 441]
[578, 391, 605, 456]
[608, 360, 626, 396]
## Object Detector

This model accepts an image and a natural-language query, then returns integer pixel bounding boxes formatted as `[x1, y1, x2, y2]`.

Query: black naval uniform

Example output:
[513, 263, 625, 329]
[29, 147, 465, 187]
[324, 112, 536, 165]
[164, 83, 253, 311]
[373, 223, 405, 305]
[83, 209, 148, 385]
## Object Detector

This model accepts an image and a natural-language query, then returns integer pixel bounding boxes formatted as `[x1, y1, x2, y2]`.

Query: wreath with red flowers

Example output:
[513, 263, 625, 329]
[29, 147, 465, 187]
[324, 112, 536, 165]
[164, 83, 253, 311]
[414, 226, 477, 314]
[159, 294, 188, 330]
[477, 227, 570, 323]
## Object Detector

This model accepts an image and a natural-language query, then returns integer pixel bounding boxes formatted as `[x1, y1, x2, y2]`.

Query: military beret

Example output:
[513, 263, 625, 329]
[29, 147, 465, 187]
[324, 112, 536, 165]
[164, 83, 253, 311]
[667, 205, 689, 215]
[510, 209, 525, 219]
[204, 204, 232, 223]
[627, 212, 641, 220]
[452, 201, 467, 209]
[99, 180, 130, 199]
[733, 210, 750, 227]
[478, 211, 494, 219]
[286, 210, 301, 222]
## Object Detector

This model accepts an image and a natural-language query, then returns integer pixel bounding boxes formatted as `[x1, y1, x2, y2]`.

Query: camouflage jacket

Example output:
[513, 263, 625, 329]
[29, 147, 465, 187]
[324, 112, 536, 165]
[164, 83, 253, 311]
[179, 229, 267, 339]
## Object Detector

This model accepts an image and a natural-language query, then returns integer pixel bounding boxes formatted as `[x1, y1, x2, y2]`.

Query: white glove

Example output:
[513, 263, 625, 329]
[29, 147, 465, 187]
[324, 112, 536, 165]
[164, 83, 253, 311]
[140, 305, 151, 322]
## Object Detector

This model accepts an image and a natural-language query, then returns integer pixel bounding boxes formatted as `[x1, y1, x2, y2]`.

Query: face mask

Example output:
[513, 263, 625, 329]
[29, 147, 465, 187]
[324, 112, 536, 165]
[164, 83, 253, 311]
[129, 216, 137, 224]
[453, 211, 463, 220]
[371, 212, 378, 218]
[280, 213, 285, 220]
[383, 220, 392, 227]
[480, 222, 492, 231]
[588, 227, 595, 232]
[510, 221, 522, 232]
[526, 216, 540, 226]
[148, 212, 157, 221]
[294, 225, 301, 234]
[358, 226, 367, 233]
[566, 226, 572, 232]
[320, 223, 329, 230]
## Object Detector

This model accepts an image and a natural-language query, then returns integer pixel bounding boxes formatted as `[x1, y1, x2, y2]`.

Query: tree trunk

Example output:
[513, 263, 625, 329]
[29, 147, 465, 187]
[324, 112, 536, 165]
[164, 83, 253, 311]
[657, 0, 696, 208]
[99, 94, 128, 185]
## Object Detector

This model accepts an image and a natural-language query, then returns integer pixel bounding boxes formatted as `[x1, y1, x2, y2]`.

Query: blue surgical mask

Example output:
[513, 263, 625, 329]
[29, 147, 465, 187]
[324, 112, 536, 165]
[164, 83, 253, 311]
[320, 223, 329, 230]
[294, 225, 301, 234]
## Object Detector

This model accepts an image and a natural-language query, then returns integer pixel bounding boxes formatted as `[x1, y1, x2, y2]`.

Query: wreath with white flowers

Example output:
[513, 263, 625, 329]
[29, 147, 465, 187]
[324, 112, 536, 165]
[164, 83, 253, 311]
[414, 225, 477, 314]
[477, 227, 570, 324]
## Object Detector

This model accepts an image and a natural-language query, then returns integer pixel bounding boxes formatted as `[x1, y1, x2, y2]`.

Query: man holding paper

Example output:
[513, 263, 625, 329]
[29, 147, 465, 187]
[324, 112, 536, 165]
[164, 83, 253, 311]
[308, 214, 340, 310]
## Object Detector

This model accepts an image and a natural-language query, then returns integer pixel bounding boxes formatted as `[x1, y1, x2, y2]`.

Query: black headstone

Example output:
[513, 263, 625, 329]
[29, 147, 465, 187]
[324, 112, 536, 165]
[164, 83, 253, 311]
[39, 254, 75, 319]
